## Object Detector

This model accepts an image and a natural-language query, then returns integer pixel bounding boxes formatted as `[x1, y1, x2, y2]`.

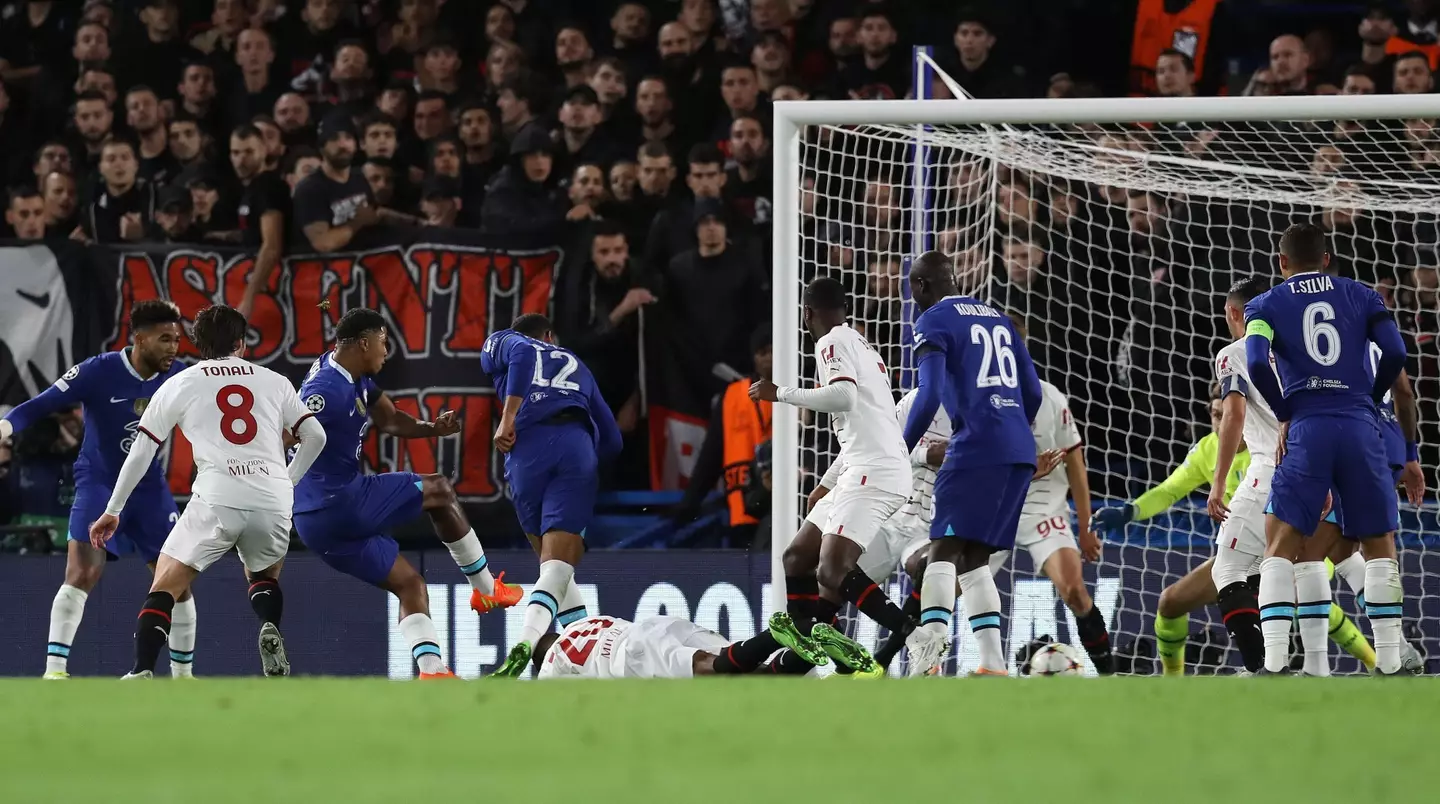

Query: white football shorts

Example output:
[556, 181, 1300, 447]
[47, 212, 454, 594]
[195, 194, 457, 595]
[161, 495, 290, 574]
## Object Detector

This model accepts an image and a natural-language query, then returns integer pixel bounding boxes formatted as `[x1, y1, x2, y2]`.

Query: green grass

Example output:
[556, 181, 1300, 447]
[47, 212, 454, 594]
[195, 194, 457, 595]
[2, 677, 1433, 803]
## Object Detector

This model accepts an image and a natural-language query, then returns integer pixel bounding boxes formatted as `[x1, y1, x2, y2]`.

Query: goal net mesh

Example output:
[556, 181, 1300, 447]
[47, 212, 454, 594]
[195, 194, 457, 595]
[792, 115, 1440, 676]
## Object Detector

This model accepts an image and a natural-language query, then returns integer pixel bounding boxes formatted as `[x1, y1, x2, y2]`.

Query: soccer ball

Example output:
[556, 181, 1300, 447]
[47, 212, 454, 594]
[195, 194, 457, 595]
[1028, 642, 1084, 677]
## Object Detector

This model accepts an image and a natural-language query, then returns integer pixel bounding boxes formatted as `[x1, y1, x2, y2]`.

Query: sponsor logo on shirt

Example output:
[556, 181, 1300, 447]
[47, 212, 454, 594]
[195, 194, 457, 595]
[990, 394, 1020, 409]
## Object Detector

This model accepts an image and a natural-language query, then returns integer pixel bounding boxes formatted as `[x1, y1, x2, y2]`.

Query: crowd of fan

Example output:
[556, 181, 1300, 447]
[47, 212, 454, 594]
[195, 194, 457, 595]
[5, 0, 1440, 525]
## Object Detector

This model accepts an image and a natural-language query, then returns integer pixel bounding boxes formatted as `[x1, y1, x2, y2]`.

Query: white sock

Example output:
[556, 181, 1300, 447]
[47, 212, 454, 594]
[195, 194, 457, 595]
[557, 578, 588, 627]
[1293, 562, 1331, 677]
[399, 612, 447, 674]
[919, 561, 956, 634]
[957, 564, 1005, 672]
[446, 530, 496, 594]
[169, 595, 197, 678]
[1334, 552, 1367, 597]
[1364, 557, 1403, 674]
[1258, 557, 1296, 673]
[46, 585, 88, 674]
[520, 559, 574, 646]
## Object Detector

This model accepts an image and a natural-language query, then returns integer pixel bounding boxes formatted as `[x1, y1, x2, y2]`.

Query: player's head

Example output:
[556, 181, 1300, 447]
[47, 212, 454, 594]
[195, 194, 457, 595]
[335, 307, 389, 375]
[130, 299, 184, 373]
[192, 305, 248, 360]
[1005, 311, 1028, 341]
[801, 276, 847, 340]
[908, 250, 958, 312]
[1224, 276, 1271, 340]
[512, 312, 555, 344]
[1277, 222, 1330, 277]
[532, 632, 560, 676]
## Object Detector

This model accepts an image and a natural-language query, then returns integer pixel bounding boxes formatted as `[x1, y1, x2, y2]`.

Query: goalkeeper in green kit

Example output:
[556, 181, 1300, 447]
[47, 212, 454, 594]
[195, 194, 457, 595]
[1090, 394, 1378, 675]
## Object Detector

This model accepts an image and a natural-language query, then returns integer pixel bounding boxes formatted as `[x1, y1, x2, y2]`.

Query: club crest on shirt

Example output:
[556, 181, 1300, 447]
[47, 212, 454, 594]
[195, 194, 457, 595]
[133, 398, 149, 415]
[355, 398, 366, 415]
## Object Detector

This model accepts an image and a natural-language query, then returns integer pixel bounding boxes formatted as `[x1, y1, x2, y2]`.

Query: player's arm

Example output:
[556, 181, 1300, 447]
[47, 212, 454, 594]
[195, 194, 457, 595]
[1392, 368, 1426, 504]
[0, 363, 93, 441]
[369, 390, 459, 439]
[808, 456, 846, 512]
[1242, 302, 1290, 421]
[90, 385, 180, 545]
[239, 209, 285, 319]
[1093, 439, 1213, 535]
[1209, 357, 1248, 521]
[281, 384, 328, 484]
[492, 338, 540, 452]
[1064, 446, 1097, 560]
[585, 381, 624, 463]
[1014, 332, 1043, 424]
[766, 336, 858, 413]
[1368, 312, 1407, 405]
[903, 345, 944, 451]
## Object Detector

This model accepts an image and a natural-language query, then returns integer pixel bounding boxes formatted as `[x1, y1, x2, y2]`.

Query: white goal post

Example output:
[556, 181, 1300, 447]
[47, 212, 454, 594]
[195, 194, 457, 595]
[771, 93, 1440, 675]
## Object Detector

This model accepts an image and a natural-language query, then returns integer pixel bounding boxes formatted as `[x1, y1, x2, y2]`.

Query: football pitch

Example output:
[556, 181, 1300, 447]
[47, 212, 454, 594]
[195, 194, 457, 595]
[2, 678, 1431, 803]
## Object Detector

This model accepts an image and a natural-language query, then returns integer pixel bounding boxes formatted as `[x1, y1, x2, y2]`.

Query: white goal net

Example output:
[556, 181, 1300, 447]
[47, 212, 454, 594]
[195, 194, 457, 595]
[772, 95, 1440, 676]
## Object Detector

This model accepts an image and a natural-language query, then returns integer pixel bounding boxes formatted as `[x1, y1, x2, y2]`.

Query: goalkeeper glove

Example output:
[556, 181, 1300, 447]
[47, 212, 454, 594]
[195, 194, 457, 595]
[1090, 504, 1136, 536]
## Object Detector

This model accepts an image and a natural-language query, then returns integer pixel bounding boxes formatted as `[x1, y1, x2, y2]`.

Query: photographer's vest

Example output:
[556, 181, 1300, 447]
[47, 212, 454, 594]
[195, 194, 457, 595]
[721, 379, 771, 527]
[1385, 35, 1440, 70]
[1129, 0, 1221, 96]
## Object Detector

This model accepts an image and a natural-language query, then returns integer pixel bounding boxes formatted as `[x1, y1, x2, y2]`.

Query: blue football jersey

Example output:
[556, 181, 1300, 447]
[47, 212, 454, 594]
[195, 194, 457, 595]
[1244, 273, 1391, 418]
[293, 352, 381, 513]
[1368, 342, 1409, 469]
[910, 296, 1041, 469]
[481, 330, 603, 434]
[3, 349, 183, 489]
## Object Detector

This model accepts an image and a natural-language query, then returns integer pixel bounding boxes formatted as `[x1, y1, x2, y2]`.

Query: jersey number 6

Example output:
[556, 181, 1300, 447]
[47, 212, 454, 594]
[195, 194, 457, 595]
[217, 384, 257, 445]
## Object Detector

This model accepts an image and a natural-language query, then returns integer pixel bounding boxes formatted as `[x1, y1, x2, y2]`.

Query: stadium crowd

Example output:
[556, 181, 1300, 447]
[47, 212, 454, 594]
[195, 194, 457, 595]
[3, 0, 1440, 549]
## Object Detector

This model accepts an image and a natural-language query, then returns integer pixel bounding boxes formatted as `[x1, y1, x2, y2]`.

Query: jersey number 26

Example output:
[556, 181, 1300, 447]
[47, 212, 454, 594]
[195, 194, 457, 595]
[971, 324, 1018, 388]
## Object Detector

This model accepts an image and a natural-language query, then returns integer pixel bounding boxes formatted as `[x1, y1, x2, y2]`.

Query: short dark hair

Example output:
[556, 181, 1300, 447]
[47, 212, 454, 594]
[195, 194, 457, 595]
[730, 112, 767, 136]
[359, 110, 397, 134]
[416, 89, 450, 107]
[512, 313, 553, 339]
[171, 110, 202, 128]
[687, 143, 723, 169]
[363, 155, 397, 173]
[230, 123, 263, 141]
[73, 89, 108, 107]
[719, 58, 756, 78]
[100, 134, 137, 157]
[131, 299, 182, 331]
[1158, 48, 1195, 73]
[858, 5, 895, 27]
[1396, 49, 1431, 68]
[1344, 63, 1378, 79]
[125, 84, 159, 101]
[591, 218, 627, 239]
[1227, 276, 1271, 304]
[192, 305, 247, 359]
[336, 308, 387, 344]
[1279, 222, 1328, 270]
[803, 276, 848, 312]
[638, 140, 671, 161]
[7, 185, 40, 206]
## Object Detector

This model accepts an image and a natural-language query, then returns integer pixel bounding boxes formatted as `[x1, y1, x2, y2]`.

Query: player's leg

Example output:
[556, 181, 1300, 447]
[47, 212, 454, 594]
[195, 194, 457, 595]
[45, 538, 106, 678]
[1028, 520, 1113, 674]
[1332, 426, 1405, 674]
[1327, 540, 1419, 672]
[812, 486, 912, 675]
[1291, 514, 1345, 676]
[417, 473, 521, 612]
[1259, 422, 1330, 674]
[146, 561, 198, 678]
[130, 494, 197, 678]
[233, 507, 295, 678]
[875, 543, 927, 670]
[126, 555, 200, 679]
[783, 507, 825, 628]
[1210, 546, 1264, 673]
[1155, 558, 1218, 676]
[524, 533, 589, 627]
[380, 554, 455, 678]
[709, 612, 828, 674]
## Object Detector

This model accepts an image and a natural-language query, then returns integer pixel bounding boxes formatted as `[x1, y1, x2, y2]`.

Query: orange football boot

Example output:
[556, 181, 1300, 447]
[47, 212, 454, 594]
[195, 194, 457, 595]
[418, 668, 458, 680]
[470, 571, 524, 614]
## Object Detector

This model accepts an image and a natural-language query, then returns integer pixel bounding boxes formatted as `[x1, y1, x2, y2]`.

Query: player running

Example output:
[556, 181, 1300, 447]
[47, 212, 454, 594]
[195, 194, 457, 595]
[294, 308, 522, 680]
[532, 613, 829, 679]
[89, 305, 327, 679]
[902, 251, 1042, 677]
[484, 314, 622, 678]
[0, 301, 191, 679]
[751, 277, 916, 676]
[1245, 223, 1409, 675]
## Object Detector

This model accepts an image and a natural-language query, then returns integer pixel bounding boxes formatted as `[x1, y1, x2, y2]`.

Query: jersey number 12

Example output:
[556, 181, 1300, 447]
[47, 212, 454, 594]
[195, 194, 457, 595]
[971, 324, 1018, 388]
[531, 345, 580, 391]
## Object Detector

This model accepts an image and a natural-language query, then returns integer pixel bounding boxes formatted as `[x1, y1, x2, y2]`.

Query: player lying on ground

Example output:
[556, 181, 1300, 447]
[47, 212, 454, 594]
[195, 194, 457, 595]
[751, 278, 917, 677]
[902, 251, 1043, 677]
[873, 322, 1114, 674]
[90, 305, 328, 679]
[1091, 387, 1386, 675]
[484, 314, 622, 678]
[0, 301, 200, 678]
[293, 308, 522, 680]
[531, 613, 830, 679]
[1245, 224, 1416, 675]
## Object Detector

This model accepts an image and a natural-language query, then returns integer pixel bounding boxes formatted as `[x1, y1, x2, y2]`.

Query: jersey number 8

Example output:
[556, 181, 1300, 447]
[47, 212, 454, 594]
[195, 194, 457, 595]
[1302, 301, 1341, 367]
[217, 384, 257, 445]
[971, 324, 1018, 388]
[530, 345, 581, 391]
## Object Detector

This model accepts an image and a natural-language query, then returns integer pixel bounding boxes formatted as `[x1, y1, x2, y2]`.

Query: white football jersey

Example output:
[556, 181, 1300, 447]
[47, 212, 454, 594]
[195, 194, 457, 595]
[536, 615, 633, 679]
[1021, 380, 1083, 519]
[137, 356, 311, 513]
[894, 388, 950, 525]
[1215, 338, 1280, 468]
[814, 324, 910, 494]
